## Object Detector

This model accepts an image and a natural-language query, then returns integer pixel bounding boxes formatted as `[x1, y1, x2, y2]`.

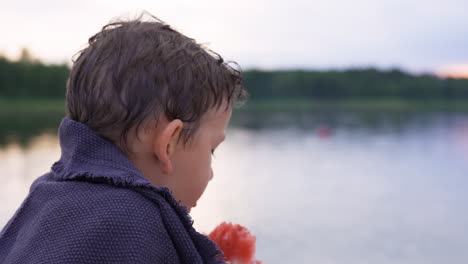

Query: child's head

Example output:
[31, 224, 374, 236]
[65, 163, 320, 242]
[65, 13, 247, 211]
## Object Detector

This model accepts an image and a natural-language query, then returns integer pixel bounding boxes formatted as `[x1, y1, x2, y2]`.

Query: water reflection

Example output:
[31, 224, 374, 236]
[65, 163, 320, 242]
[193, 117, 468, 264]
[0, 110, 63, 148]
[0, 134, 60, 231]
[1, 110, 468, 264]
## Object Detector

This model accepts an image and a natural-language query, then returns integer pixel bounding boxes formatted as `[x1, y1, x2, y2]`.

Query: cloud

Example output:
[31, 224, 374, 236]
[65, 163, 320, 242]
[437, 64, 468, 78]
[0, 0, 467, 72]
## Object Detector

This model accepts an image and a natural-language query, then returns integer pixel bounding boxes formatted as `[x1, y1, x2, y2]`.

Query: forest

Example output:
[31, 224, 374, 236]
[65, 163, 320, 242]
[1, 54, 467, 101]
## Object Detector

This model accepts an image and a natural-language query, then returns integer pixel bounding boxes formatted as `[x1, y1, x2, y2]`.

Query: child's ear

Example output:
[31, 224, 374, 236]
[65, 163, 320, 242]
[153, 119, 183, 174]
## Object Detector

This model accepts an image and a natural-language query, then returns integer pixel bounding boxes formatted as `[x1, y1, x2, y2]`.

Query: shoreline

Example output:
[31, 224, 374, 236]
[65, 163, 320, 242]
[2, 97, 468, 113]
[240, 98, 468, 112]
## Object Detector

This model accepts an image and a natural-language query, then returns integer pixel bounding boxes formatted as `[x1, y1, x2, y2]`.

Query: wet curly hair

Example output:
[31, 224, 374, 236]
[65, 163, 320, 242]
[66, 12, 248, 153]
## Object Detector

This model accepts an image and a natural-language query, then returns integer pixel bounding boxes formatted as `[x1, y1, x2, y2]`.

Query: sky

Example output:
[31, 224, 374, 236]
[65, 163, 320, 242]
[1, 0, 467, 76]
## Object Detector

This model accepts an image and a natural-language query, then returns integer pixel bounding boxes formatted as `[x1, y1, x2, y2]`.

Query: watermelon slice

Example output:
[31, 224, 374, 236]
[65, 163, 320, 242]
[209, 222, 264, 264]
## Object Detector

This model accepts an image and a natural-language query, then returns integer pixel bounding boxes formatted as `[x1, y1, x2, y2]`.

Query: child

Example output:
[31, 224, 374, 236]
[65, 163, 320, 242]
[0, 13, 247, 264]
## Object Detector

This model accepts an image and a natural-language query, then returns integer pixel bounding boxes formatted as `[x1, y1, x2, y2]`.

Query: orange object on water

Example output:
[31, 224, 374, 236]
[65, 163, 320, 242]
[318, 125, 332, 138]
[209, 222, 264, 264]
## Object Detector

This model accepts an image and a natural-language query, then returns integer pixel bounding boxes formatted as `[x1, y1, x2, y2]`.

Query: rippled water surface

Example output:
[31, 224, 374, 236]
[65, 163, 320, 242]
[1, 111, 468, 264]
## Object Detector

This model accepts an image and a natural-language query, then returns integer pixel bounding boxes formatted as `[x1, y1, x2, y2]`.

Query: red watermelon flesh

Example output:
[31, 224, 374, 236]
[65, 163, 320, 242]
[208, 222, 257, 264]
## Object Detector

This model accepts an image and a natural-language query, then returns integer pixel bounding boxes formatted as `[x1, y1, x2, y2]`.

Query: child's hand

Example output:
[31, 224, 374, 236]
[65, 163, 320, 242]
[208, 222, 265, 264]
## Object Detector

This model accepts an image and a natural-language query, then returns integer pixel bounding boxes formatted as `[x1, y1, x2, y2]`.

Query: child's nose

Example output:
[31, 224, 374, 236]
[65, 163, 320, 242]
[209, 168, 214, 181]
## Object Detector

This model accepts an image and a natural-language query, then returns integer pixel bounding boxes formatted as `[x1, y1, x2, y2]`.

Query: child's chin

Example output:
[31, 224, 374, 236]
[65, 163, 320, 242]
[188, 203, 197, 213]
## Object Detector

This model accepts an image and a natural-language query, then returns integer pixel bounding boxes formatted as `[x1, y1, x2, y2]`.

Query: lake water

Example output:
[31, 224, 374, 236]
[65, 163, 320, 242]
[1, 110, 468, 264]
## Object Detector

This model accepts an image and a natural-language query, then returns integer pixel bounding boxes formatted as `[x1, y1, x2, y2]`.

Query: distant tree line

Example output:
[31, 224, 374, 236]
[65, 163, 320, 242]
[243, 69, 468, 100]
[0, 53, 467, 100]
[0, 50, 69, 98]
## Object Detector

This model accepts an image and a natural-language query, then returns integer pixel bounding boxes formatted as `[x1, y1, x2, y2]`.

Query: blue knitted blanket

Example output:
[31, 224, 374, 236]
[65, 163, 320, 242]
[0, 118, 225, 264]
